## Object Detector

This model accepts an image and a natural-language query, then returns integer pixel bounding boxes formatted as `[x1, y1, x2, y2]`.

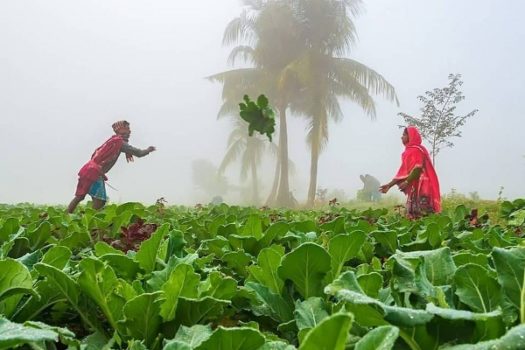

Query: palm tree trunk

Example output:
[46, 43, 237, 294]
[276, 105, 291, 207]
[266, 158, 280, 205]
[251, 156, 259, 205]
[307, 118, 321, 207]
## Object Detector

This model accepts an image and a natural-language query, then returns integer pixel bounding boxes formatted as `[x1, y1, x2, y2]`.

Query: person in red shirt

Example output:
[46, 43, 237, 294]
[67, 120, 156, 213]
[380, 126, 441, 219]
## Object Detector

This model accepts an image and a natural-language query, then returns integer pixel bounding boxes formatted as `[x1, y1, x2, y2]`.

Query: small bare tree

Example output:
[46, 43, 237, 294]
[399, 74, 478, 165]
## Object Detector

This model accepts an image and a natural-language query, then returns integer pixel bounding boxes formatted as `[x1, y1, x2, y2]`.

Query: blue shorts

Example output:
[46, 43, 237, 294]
[88, 178, 108, 202]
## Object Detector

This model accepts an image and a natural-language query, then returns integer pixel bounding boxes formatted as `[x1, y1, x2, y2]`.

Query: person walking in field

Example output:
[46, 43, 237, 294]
[379, 126, 441, 219]
[67, 120, 156, 213]
[360, 174, 382, 202]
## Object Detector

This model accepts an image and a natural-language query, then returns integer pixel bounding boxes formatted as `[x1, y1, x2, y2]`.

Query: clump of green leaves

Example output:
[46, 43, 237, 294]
[239, 94, 276, 141]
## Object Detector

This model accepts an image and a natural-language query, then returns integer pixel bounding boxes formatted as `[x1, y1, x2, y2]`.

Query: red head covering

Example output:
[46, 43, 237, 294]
[395, 126, 441, 213]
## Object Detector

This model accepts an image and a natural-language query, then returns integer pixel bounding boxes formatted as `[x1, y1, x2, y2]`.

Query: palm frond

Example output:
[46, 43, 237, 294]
[325, 94, 343, 123]
[227, 45, 256, 66]
[343, 0, 364, 17]
[331, 75, 377, 118]
[333, 58, 399, 105]
[219, 137, 246, 174]
[217, 101, 240, 120]
[222, 10, 258, 47]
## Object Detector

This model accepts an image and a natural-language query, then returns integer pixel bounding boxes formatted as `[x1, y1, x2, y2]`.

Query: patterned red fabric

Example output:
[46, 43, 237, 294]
[75, 177, 93, 198]
[394, 126, 441, 213]
[78, 135, 124, 181]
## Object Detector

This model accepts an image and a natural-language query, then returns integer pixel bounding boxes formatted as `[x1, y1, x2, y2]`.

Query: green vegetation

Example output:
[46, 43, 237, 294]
[1, 199, 525, 349]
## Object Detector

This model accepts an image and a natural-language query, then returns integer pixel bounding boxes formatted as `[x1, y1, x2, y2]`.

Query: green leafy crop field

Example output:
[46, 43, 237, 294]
[1, 199, 525, 350]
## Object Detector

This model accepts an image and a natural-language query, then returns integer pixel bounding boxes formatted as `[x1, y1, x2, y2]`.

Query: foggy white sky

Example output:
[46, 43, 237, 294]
[1, 0, 523, 205]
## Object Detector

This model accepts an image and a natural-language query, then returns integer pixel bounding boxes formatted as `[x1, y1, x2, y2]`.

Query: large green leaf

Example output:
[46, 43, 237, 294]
[358, 272, 383, 299]
[328, 231, 366, 280]
[0, 217, 21, 242]
[426, 303, 502, 321]
[34, 263, 100, 332]
[294, 297, 329, 331]
[222, 250, 252, 276]
[41, 246, 72, 269]
[259, 222, 290, 247]
[454, 263, 501, 313]
[245, 282, 294, 323]
[160, 264, 200, 322]
[241, 214, 264, 239]
[0, 317, 59, 350]
[326, 272, 434, 327]
[146, 254, 199, 291]
[257, 341, 296, 350]
[164, 324, 213, 350]
[26, 221, 52, 250]
[196, 326, 265, 350]
[175, 297, 230, 326]
[120, 292, 163, 347]
[94, 241, 125, 256]
[355, 325, 399, 350]
[247, 245, 285, 294]
[0, 259, 34, 317]
[166, 229, 187, 259]
[78, 258, 126, 331]
[426, 303, 505, 342]
[278, 243, 331, 299]
[453, 252, 489, 268]
[371, 231, 398, 255]
[34, 263, 79, 306]
[100, 253, 141, 281]
[12, 280, 64, 322]
[17, 250, 42, 271]
[492, 247, 525, 320]
[199, 271, 237, 300]
[393, 248, 456, 286]
[298, 312, 353, 350]
[80, 331, 112, 350]
[135, 223, 169, 273]
[440, 324, 525, 350]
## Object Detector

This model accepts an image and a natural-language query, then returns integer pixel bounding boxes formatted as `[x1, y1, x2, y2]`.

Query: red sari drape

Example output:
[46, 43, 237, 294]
[394, 126, 441, 214]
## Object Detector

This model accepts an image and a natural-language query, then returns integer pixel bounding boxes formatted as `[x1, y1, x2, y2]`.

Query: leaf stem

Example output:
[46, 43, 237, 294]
[399, 329, 422, 350]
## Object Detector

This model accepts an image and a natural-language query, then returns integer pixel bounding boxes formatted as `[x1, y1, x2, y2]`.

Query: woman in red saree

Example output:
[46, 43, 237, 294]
[380, 126, 441, 219]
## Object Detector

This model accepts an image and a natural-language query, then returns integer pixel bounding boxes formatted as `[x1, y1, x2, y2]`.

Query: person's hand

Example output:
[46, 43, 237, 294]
[379, 184, 390, 194]
[147, 146, 156, 153]
[398, 180, 410, 192]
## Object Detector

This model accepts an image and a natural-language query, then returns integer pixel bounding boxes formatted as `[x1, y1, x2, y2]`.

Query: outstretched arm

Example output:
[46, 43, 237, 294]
[121, 143, 156, 158]
[379, 178, 403, 194]
[380, 166, 423, 193]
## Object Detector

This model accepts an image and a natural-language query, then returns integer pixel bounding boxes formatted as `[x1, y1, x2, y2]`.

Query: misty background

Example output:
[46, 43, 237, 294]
[1, 0, 523, 205]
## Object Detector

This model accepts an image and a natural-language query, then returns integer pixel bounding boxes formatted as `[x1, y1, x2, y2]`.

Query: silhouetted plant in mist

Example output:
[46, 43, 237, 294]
[399, 73, 479, 166]
[192, 159, 229, 198]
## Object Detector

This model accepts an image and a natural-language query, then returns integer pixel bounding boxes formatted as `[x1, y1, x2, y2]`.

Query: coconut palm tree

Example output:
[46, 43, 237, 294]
[218, 119, 270, 204]
[284, 0, 399, 206]
[209, 0, 302, 207]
